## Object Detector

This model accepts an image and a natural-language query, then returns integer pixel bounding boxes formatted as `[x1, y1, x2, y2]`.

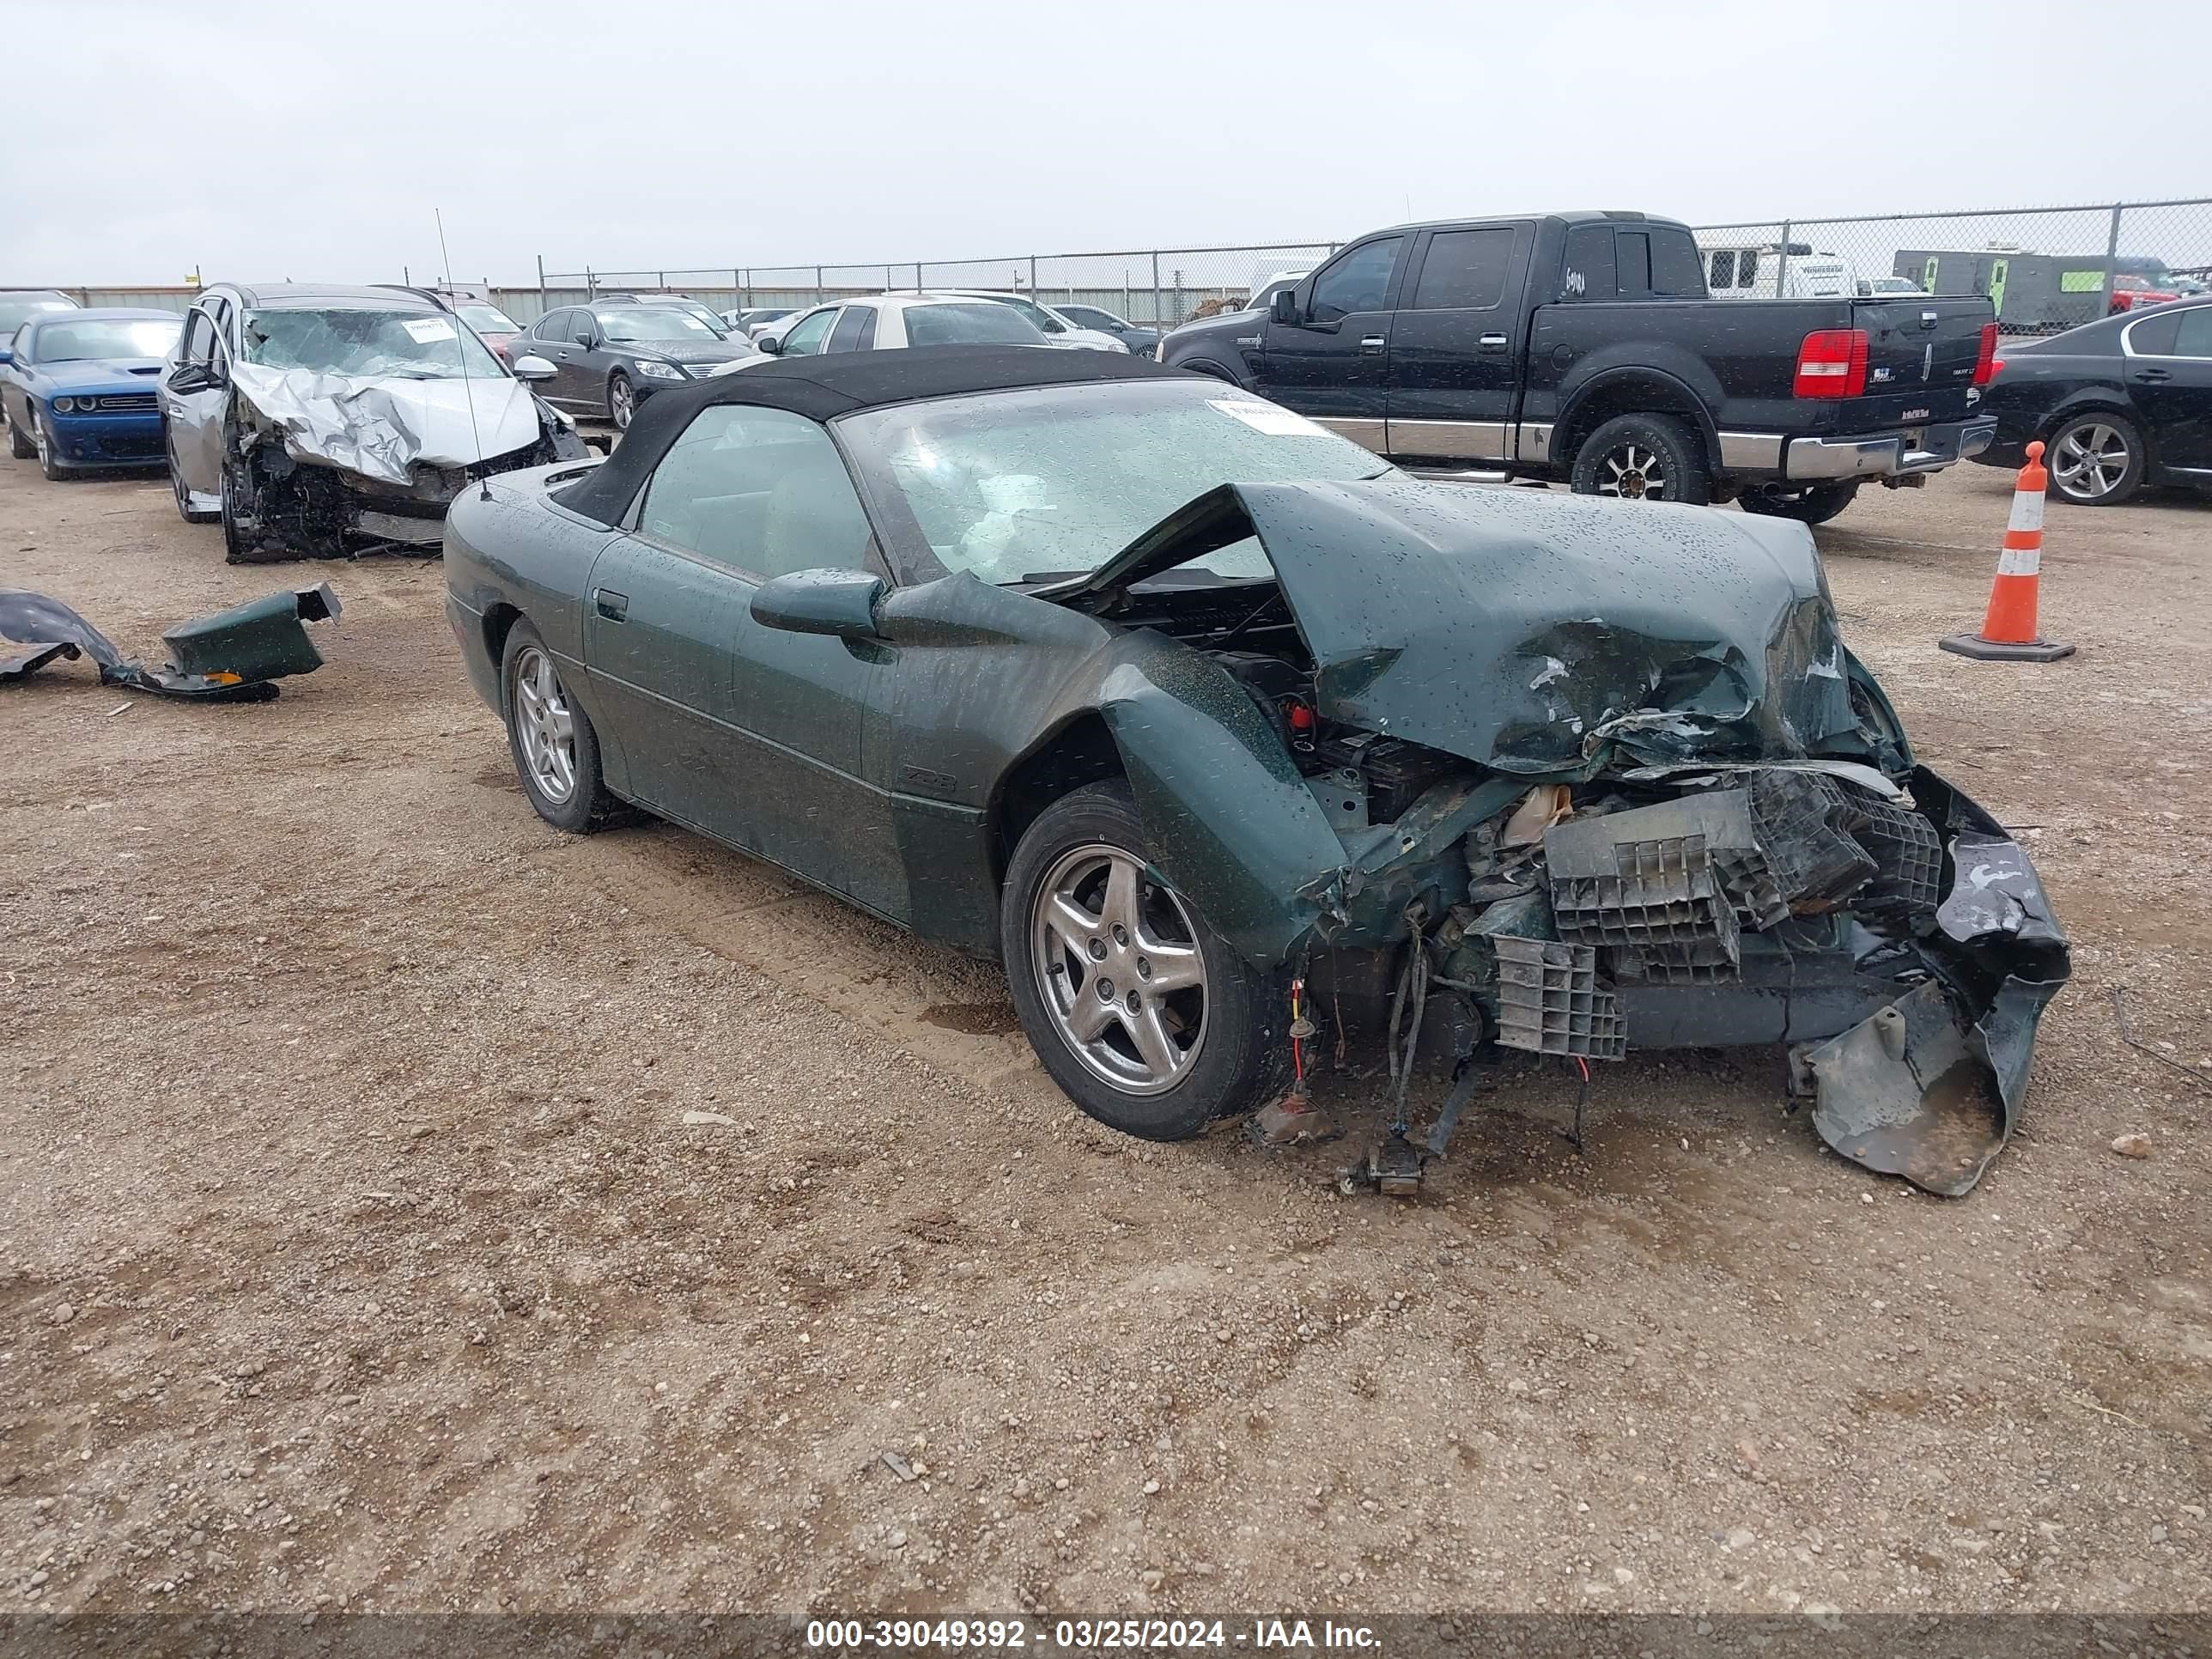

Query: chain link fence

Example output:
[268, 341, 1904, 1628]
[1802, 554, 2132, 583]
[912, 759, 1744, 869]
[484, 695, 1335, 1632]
[519, 244, 1341, 328]
[1690, 199, 2212, 332]
[512, 199, 2212, 334]
[35, 199, 2209, 332]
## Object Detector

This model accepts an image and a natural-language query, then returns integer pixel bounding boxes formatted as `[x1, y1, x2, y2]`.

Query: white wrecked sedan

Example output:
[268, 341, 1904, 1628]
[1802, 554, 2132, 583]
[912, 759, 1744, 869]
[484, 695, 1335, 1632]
[160, 283, 585, 562]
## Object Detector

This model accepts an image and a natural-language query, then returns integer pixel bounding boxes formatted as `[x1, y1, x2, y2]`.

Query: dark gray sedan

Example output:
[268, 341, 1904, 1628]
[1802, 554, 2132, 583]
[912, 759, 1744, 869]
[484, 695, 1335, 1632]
[514, 303, 757, 428]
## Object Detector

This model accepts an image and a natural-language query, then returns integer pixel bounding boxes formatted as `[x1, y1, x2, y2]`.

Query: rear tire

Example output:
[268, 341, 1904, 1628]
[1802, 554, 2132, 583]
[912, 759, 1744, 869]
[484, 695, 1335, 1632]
[2045, 410, 2143, 506]
[1000, 781, 1289, 1141]
[1571, 412, 1711, 504]
[500, 619, 626, 834]
[1739, 480, 1860, 525]
[7, 414, 33, 459]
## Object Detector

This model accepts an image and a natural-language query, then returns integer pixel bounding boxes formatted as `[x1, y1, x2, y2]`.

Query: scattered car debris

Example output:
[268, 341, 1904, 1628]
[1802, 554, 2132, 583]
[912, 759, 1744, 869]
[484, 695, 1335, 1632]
[2109, 1133, 2153, 1159]
[0, 583, 341, 701]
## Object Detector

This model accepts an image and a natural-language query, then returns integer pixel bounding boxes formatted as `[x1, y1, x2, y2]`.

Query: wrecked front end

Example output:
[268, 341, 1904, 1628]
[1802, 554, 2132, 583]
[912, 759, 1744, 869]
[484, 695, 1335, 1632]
[224, 366, 586, 562]
[1060, 480, 2069, 1195]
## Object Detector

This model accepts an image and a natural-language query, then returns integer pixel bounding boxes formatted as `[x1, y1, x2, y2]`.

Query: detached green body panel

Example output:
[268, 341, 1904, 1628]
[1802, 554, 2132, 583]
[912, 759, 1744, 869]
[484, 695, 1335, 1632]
[162, 583, 341, 684]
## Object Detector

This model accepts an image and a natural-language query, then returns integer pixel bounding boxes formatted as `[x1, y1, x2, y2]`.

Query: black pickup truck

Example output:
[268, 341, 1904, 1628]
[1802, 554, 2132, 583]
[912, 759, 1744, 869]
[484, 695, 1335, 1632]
[1159, 210, 2000, 522]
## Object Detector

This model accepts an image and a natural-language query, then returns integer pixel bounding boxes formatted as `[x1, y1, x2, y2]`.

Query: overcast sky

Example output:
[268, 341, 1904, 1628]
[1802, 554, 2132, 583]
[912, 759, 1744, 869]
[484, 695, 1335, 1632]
[8, 0, 2209, 287]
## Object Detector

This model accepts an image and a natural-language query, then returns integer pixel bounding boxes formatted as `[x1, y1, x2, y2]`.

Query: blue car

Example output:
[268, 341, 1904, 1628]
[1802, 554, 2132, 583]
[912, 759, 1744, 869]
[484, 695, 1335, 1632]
[3, 307, 183, 480]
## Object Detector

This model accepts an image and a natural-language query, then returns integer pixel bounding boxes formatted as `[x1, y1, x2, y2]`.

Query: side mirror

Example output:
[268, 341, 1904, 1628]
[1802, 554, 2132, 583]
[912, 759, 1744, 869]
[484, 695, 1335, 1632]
[750, 568, 884, 639]
[167, 363, 216, 394]
[0, 348, 12, 367]
[1270, 289, 1299, 325]
[755, 332, 783, 356]
[509, 354, 558, 382]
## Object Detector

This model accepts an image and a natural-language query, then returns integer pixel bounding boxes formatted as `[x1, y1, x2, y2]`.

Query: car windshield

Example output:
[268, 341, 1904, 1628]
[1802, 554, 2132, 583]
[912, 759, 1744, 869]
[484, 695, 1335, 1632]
[458, 303, 520, 332]
[599, 307, 721, 342]
[903, 303, 1047, 347]
[29, 317, 182, 363]
[242, 307, 508, 379]
[0, 295, 78, 331]
[839, 378, 1391, 586]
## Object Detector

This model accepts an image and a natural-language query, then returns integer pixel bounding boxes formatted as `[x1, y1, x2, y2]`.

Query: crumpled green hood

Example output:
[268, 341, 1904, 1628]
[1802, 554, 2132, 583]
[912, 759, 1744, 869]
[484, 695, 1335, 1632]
[1079, 477, 1883, 776]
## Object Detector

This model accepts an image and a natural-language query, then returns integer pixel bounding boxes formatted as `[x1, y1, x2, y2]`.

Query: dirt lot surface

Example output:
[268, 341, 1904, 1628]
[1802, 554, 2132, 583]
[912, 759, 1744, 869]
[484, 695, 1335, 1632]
[3, 455, 2208, 1621]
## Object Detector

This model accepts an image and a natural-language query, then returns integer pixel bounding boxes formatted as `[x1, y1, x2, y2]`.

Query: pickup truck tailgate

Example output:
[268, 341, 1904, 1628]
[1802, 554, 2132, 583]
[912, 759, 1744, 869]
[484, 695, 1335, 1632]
[1846, 296, 1990, 424]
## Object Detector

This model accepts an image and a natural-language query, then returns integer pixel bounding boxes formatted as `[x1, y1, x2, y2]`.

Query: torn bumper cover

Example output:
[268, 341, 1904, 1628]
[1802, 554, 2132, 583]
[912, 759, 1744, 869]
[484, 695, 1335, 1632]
[1796, 775, 2068, 1195]
[0, 583, 342, 701]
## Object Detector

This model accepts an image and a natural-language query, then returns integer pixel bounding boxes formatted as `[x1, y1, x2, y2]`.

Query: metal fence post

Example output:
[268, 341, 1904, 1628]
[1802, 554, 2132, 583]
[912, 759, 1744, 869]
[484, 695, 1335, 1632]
[915, 262, 923, 290]
[1151, 252, 1161, 327]
[815, 265, 823, 304]
[1029, 255, 1039, 295]
[2100, 203, 2124, 314]
[537, 253, 546, 309]
[1776, 222, 1791, 298]
[885, 265, 893, 291]
[586, 266, 595, 299]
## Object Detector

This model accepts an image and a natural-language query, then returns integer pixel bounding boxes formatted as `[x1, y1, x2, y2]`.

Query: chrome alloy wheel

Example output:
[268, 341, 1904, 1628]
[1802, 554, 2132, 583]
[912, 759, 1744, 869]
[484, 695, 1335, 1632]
[2050, 421, 2130, 501]
[1596, 442, 1667, 499]
[513, 645, 578, 805]
[609, 375, 635, 430]
[1030, 843, 1208, 1095]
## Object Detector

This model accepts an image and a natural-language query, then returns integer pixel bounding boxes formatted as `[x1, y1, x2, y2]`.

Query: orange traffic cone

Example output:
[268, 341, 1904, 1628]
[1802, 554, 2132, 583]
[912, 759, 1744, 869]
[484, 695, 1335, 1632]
[1940, 440, 2075, 661]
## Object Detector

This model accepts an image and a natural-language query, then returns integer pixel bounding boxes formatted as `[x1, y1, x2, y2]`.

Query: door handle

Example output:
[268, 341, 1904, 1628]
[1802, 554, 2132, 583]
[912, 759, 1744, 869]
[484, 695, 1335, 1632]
[2133, 368, 2172, 382]
[1478, 333, 1508, 350]
[1358, 335, 1387, 355]
[594, 588, 629, 621]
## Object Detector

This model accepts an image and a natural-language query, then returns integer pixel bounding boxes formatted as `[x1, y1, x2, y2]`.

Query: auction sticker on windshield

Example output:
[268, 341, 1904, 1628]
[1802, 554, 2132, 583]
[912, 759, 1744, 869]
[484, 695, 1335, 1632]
[403, 318, 459, 344]
[1208, 398, 1329, 438]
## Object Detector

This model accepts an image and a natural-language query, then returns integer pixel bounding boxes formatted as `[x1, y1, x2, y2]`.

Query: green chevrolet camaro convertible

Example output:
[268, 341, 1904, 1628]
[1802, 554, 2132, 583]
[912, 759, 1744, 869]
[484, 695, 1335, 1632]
[444, 348, 2067, 1196]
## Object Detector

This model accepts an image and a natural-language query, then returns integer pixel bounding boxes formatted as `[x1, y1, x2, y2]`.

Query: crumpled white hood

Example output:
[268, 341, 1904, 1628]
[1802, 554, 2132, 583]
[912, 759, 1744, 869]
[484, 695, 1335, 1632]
[230, 365, 544, 486]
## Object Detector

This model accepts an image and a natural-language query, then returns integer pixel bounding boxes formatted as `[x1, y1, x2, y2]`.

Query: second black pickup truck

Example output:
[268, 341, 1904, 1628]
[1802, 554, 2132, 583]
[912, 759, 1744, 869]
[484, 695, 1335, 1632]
[1159, 210, 2000, 523]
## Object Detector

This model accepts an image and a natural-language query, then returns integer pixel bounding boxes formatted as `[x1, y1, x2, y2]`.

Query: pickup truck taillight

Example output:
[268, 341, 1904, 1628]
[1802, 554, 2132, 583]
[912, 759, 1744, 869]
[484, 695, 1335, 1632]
[1971, 322, 1999, 386]
[1793, 329, 1869, 398]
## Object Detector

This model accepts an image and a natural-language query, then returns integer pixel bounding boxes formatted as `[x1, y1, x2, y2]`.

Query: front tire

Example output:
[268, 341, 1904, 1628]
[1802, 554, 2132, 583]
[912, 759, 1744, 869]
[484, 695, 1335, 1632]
[1738, 480, 1859, 525]
[1571, 412, 1711, 504]
[607, 372, 635, 431]
[219, 455, 275, 563]
[2045, 410, 2143, 506]
[1000, 781, 1288, 1140]
[32, 411, 71, 481]
[501, 620, 623, 833]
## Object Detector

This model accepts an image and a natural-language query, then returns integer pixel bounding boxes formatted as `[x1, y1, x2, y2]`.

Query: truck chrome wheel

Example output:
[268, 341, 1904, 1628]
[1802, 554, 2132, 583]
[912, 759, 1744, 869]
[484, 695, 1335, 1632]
[1595, 441, 1668, 499]
[512, 644, 579, 805]
[1030, 842, 1207, 1096]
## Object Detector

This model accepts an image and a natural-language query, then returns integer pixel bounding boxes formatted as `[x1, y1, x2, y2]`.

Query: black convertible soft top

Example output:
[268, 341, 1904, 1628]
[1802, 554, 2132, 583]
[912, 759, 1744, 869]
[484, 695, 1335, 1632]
[556, 345, 1189, 526]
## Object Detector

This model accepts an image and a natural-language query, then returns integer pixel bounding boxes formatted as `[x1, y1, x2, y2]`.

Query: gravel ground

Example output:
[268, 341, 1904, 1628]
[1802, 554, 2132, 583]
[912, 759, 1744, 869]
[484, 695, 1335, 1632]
[2, 454, 2208, 1620]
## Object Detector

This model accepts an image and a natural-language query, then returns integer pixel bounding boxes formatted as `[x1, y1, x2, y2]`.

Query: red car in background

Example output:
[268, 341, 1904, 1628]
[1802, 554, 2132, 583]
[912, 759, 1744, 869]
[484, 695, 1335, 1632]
[2108, 273, 2182, 313]
[453, 300, 526, 362]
